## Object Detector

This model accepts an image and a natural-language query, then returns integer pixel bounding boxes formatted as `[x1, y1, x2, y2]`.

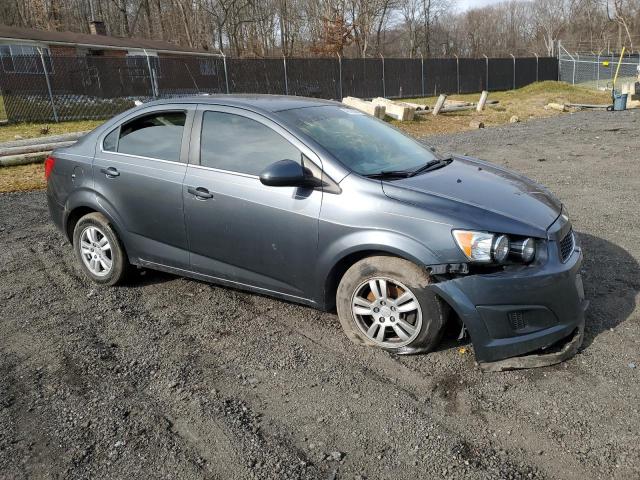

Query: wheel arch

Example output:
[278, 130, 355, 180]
[322, 246, 440, 311]
[64, 190, 128, 251]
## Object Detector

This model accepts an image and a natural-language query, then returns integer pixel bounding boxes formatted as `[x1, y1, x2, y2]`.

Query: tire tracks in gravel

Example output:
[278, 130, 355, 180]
[243, 295, 593, 480]
[89, 276, 327, 480]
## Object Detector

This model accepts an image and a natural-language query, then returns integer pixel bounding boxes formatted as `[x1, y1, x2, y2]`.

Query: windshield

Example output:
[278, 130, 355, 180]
[278, 106, 438, 176]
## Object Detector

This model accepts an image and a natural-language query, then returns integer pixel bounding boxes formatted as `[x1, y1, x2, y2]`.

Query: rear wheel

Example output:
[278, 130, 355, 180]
[73, 212, 128, 286]
[336, 256, 446, 354]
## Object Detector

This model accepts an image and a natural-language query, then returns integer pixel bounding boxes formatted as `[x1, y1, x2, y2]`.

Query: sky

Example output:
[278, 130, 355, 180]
[455, 0, 509, 12]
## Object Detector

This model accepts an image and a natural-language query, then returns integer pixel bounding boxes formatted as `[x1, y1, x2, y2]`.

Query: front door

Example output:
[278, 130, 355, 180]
[183, 105, 322, 302]
[93, 106, 193, 268]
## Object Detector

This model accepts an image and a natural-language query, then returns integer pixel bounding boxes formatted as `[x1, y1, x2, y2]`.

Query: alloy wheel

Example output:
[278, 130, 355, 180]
[79, 226, 113, 277]
[351, 277, 422, 348]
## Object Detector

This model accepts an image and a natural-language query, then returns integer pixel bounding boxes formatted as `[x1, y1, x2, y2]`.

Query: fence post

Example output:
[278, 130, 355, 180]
[572, 59, 576, 84]
[454, 54, 460, 94]
[483, 54, 489, 91]
[143, 49, 158, 98]
[337, 53, 343, 100]
[37, 47, 58, 123]
[557, 40, 561, 81]
[510, 53, 516, 89]
[220, 51, 230, 94]
[379, 53, 385, 98]
[533, 53, 539, 82]
[283, 55, 288, 95]
[596, 53, 600, 89]
[420, 52, 425, 97]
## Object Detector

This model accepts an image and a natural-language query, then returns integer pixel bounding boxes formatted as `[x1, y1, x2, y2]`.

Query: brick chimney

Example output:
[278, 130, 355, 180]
[89, 20, 107, 36]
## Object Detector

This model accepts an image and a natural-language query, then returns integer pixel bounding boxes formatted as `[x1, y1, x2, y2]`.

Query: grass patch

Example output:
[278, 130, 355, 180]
[0, 119, 103, 143]
[0, 162, 46, 193]
[0, 96, 6, 121]
[395, 81, 611, 137]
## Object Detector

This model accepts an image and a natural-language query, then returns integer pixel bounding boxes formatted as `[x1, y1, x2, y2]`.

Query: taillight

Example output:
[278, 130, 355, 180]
[44, 156, 55, 180]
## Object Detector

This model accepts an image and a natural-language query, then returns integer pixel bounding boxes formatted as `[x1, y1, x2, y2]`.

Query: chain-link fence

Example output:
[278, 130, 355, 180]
[559, 45, 640, 90]
[0, 53, 558, 123]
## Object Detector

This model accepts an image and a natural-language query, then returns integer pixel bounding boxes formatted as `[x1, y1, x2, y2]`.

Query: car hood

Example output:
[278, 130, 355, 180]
[382, 156, 562, 237]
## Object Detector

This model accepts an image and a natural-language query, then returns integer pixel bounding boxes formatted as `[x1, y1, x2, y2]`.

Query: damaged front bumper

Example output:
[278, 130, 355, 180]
[430, 215, 587, 368]
[477, 319, 585, 371]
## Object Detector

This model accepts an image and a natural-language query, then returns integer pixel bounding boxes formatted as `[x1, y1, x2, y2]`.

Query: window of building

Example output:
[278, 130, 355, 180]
[0, 45, 53, 74]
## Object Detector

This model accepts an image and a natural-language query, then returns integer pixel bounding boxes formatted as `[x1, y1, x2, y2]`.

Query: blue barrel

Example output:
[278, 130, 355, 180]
[613, 91, 628, 111]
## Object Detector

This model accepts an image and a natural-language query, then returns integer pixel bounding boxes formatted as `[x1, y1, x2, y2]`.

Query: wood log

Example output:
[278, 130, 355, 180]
[0, 152, 49, 168]
[432, 94, 448, 115]
[0, 131, 89, 149]
[439, 105, 476, 113]
[545, 102, 567, 112]
[399, 101, 428, 111]
[342, 97, 386, 119]
[0, 141, 76, 158]
[371, 98, 416, 121]
[476, 91, 489, 111]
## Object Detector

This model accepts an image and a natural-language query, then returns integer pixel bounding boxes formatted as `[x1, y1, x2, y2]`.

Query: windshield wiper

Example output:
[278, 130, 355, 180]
[365, 157, 453, 180]
[407, 157, 453, 177]
[365, 170, 414, 179]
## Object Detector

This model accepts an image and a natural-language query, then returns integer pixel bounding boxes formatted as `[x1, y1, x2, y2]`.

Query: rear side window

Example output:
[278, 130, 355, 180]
[200, 111, 300, 175]
[104, 111, 186, 162]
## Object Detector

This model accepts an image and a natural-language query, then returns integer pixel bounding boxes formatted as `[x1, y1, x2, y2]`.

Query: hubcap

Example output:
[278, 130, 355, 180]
[351, 277, 422, 348]
[79, 226, 113, 277]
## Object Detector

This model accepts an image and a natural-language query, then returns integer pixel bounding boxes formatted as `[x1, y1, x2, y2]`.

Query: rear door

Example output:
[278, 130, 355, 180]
[93, 105, 194, 268]
[182, 105, 322, 301]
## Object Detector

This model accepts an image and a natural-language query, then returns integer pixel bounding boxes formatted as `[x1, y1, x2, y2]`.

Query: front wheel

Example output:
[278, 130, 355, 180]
[336, 256, 447, 354]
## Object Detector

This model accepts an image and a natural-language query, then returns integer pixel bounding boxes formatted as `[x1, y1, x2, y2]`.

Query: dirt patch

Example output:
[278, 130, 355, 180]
[1, 110, 639, 479]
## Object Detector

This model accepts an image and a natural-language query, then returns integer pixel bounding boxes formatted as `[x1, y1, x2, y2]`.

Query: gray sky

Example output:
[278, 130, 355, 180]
[455, 0, 507, 11]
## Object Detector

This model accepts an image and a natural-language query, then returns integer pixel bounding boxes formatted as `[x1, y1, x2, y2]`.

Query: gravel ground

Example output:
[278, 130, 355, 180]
[1, 110, 639, 480]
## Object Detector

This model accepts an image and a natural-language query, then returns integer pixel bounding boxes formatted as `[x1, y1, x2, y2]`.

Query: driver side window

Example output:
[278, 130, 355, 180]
[200, 111, 301, 176]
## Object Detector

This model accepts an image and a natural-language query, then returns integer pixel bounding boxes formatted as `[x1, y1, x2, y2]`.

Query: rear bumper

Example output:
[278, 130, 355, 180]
[431, 223, 587, 364]
[47, 191, 66, 237]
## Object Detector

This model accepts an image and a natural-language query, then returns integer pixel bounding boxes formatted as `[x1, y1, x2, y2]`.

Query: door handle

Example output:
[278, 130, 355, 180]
[100, 167, 120, 178]
[187, 186, 213, 200]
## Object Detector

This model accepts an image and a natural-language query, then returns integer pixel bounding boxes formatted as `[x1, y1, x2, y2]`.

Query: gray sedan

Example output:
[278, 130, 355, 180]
[46, 95, 587, 368]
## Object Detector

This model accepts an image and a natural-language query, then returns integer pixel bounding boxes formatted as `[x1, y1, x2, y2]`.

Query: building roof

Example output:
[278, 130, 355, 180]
[0, 24, 213, 55]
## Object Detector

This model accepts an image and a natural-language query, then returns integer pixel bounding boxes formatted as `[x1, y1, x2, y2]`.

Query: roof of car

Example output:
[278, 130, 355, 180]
[146, 94, 339, 113]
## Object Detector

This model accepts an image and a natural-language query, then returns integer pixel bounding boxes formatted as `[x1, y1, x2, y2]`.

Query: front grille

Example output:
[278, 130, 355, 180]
[508, 311, 526, 330]
[559, 229, 575, 262]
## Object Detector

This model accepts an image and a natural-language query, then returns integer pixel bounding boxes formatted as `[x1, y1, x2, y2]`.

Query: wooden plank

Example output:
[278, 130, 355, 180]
[342, 97, 386, 119]
[432, 94, 447, 115]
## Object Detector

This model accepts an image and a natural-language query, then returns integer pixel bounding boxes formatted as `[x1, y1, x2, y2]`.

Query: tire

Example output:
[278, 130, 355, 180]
[72, 212, 129, 286]
[336, 256, 447, 355]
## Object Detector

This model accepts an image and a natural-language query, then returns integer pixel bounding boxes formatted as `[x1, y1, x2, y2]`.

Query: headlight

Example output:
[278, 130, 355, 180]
[510, 237, 536, 263]
[453, 230, 535, 264]
[492, 235, 510, 263]
[452, 230, 495, 262]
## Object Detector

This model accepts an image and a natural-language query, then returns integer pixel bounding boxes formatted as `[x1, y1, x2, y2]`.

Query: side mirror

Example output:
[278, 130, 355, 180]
[259, 159, 323, 188]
